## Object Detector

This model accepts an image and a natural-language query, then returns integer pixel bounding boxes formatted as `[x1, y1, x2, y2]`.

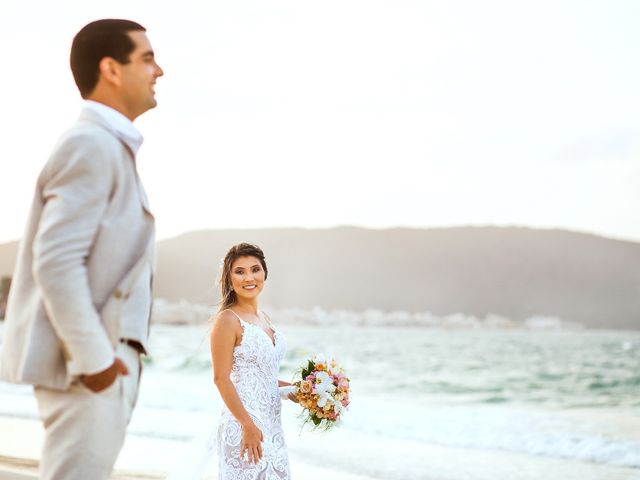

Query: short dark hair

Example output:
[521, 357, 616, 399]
[70, 19, 146, 98]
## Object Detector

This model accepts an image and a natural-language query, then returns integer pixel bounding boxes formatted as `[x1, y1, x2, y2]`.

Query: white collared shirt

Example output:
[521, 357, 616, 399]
[83, 100, 144, 155]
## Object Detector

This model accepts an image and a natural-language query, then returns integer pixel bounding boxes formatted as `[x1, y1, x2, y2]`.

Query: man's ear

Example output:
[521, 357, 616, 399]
[97, 57, 122, 88]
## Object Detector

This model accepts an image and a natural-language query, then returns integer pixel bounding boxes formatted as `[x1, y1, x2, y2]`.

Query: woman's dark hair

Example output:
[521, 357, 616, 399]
[219, 243, 268, 311]
[70, 19, 146, 98]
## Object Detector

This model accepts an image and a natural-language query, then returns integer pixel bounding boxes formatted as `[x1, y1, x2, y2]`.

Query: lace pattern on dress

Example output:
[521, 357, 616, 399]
[217, 310, 290, 480]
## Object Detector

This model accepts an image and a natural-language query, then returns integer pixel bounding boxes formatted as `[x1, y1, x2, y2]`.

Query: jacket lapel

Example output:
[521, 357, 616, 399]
[78, 107, 154, 220]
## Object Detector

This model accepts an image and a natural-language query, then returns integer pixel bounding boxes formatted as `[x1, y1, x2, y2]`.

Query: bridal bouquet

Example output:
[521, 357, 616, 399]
[285, 354, 351, 431]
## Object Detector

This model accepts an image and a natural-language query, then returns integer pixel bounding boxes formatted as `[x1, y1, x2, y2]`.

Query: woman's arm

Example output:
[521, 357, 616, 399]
[210, 311, 263, 463]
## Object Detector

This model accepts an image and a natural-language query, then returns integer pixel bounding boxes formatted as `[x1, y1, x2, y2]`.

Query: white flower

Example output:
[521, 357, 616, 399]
[316, 390, 332, 408]
[313, 371, 336, 392]
[313, 370, 336, 408]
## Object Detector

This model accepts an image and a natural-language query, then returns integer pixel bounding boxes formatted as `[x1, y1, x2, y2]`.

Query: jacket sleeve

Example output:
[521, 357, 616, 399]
[32, 135, 116, 376]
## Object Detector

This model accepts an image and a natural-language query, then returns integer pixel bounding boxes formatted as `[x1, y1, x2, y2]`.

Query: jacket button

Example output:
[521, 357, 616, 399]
[114, 289, 123, 299]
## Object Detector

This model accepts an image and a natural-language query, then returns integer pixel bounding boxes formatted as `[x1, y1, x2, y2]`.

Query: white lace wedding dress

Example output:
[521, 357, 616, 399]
[217, 310, 291, 479]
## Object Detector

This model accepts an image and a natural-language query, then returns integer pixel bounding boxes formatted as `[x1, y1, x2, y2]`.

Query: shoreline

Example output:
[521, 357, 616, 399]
[1, 410, 638, 480]
[0, 416, 376, 480]
[0, 456, 163, 480]
[0, 405, 640, 480]
[0, 455, 37, 480]
[0, 454, 377, 480]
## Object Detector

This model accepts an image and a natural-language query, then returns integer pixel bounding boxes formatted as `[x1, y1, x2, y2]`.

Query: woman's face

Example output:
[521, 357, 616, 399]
[230, 255, 266, 300]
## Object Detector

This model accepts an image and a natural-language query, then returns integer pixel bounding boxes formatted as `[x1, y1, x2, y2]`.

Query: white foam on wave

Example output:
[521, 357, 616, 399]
[127, 367, 640, 471]
[342, 396, 640, 469]
[0, 382, 38, 419]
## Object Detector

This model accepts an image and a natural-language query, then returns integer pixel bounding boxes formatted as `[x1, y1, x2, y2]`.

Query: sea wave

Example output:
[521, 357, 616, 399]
[341, 399, 640, 469]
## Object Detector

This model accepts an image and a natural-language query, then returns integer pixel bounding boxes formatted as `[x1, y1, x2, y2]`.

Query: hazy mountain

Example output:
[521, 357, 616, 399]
[1, 227, 639, 329]
[153, 227, 640, 330]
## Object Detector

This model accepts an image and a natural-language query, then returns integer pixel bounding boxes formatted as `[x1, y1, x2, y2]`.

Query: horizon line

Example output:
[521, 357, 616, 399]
[1, 224, 639, 246]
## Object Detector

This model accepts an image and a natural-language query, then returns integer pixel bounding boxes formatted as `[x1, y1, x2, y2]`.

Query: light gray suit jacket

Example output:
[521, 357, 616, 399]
[0, 107, 155, 390]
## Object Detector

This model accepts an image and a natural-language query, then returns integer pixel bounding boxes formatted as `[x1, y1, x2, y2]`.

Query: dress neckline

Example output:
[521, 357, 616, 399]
[227, 308, 277, 347]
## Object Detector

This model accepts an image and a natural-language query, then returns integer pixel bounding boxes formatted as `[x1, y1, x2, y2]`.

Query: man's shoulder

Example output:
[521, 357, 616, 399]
[58, 120, 121, 150]
[39, 121, 126, 182]
[47, 121, 125, 171]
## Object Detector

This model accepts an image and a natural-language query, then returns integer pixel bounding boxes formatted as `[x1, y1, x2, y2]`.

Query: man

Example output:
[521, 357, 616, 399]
[0, 19, 163, 479]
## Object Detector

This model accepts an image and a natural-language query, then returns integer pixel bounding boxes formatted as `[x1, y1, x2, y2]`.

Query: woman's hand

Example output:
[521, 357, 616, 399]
[279, 380, 299, 403]
[240, 421, 264, 464]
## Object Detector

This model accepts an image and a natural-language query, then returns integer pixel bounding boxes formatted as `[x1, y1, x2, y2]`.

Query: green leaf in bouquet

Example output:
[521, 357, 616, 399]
[311, 414, 322, 426]
[301, 359, 316, 379]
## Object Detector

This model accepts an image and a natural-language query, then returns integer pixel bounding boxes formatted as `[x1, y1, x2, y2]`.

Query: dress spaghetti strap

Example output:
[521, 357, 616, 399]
[223, 308, 245, 324]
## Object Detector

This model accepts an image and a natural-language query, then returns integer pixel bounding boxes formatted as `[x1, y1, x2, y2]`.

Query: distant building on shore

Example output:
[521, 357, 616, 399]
[0, 276, 10, 320]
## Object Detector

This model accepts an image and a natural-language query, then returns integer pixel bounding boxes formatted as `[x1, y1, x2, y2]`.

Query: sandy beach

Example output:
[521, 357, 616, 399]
[0, 415, 165, 479]
[0, 455, 164, 480]
[0, 459, 163, 480]
[0, 416, 376, 480]
[0, 454, 376, 480]
[2, 414, 639, 480]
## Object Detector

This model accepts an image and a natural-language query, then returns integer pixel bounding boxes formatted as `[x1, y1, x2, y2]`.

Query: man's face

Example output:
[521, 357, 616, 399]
[120, 31, 163, 119]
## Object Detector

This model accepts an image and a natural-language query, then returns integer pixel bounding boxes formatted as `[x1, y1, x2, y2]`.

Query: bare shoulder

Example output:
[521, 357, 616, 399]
[210, 310, 243, 349]
[211, 310, 242, 333]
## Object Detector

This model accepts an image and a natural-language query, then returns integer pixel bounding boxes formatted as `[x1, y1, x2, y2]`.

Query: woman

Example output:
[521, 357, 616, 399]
[210, 243, 296, 479]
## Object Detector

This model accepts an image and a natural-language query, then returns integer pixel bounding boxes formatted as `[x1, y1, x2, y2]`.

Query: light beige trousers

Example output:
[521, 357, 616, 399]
[34, 343, 141, 480]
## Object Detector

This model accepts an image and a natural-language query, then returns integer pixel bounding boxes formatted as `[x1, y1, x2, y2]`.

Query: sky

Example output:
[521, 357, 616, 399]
[1, 0, 639, 243]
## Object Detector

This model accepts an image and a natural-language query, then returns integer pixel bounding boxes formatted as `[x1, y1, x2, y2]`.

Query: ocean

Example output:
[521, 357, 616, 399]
[1, 323, 639, 479]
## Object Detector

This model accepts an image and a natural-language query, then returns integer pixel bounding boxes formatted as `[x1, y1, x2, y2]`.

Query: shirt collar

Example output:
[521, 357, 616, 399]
[82, 100, 144, 155]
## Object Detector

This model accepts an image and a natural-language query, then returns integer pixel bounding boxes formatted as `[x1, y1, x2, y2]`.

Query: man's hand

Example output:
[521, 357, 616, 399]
[80, 357, 129, 392]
